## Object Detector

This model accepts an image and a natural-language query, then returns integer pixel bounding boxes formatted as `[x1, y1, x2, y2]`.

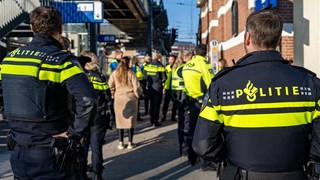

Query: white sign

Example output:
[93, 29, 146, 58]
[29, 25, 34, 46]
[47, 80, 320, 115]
[94, 2, 102, 20]
[210, 40, 219, 74]
[77, 3, 93, 11]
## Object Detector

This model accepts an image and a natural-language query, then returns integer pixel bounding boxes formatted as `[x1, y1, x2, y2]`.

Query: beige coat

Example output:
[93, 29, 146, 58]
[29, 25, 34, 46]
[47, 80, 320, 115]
[108, 70, 142, 129]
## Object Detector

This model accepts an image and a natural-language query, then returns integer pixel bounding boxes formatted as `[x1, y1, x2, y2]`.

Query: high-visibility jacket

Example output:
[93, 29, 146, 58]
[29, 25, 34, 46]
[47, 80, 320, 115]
[87, 69, 110, 115]
[0, 34, 97, 146]
[164, 64, 172, 90]
[144, 60, 166, 93]
[135, 65, 144, 81]
[171, 64, 185, 91]
[193, 50, 320, 172]
[108, 58, 118, 75]
[182, 55, 214, 99]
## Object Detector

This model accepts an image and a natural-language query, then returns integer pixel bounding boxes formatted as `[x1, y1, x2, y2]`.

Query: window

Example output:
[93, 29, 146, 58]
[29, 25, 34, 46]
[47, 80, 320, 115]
[232, 0, 238, 37]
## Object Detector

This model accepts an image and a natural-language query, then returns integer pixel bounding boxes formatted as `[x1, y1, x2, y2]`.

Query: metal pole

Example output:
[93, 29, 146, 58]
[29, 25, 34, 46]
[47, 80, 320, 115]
[147, 0, 153, 58]
[89, 23, 97, 54]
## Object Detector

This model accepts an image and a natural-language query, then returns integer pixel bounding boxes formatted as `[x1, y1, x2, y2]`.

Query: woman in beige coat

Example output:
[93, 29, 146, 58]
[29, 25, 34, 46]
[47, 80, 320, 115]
[108, 56, 142, 149]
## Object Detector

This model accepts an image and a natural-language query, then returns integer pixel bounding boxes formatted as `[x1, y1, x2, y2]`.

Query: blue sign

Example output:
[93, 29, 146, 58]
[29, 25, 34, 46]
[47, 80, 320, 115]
[98, 34, 116, 43]
[136, 50, 147, 56]
[255, 0, 277, 11]
[53, 1, 103, 23]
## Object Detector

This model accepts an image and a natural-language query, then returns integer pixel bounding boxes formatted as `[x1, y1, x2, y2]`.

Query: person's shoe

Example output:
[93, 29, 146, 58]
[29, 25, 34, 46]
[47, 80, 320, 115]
[181, 151, 188, 157]
[93, 173, 102, 180]
[171, 118, 177, 122]
[200, 162, 217, 171]
[127, 142, 135, 149]
[154, 122, 162, 127]
[161, 116, 166, 122]
[117, 142, 124, 150]
[87, 165, 93, 172]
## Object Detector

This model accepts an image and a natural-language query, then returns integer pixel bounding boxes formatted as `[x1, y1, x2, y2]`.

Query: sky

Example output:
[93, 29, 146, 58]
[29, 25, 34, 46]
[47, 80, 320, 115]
[163, 0, 199, 44]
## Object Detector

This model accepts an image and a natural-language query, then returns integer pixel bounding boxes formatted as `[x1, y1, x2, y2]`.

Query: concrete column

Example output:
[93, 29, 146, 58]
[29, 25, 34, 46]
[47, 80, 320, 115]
[294, 0, 320, 77]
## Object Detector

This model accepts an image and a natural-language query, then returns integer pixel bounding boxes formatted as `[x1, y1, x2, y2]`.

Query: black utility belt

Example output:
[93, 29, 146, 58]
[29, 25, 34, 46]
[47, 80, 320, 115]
[219, 164, 306, 180]
[17, 143, 51, 149]
[187, 96, 203, 103]
[239, 169, 305, 180]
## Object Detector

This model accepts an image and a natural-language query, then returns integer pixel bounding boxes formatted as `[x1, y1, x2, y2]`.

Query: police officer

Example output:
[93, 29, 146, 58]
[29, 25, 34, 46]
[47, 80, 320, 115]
[108, 50, 123, 75]
[142, 55, 151, 116]
[171, 51, 192, 158]
[162, 54, 177, 122]
[193, 10, 320, 179]
[144, 54, 166, 126]
[182, 44, 214, 167]
[79, 51, 111, 180]
[1, 6, 97, 179]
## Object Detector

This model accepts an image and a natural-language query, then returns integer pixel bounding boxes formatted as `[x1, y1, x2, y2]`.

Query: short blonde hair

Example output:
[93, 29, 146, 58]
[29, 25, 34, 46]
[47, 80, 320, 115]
[80, 50, 99, 70]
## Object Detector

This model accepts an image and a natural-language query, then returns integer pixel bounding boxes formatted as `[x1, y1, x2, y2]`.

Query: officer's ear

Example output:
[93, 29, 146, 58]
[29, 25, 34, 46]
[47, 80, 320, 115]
[244, 31, 251, 47]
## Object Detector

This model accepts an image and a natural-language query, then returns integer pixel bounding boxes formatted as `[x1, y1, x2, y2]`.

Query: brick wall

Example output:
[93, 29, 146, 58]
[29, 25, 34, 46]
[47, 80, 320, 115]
[277, 0, 293, 23]
[199, 0, 294, 65]
[281, 36, 294, 61]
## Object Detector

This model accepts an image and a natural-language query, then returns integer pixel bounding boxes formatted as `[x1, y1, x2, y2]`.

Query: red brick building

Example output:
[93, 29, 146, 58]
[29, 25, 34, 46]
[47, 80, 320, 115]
[196, 0, 294, 67]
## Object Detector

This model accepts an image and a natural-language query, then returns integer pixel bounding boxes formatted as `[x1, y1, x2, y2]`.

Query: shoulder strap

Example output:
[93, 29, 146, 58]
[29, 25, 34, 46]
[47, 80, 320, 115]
[291, 65, 316, 77]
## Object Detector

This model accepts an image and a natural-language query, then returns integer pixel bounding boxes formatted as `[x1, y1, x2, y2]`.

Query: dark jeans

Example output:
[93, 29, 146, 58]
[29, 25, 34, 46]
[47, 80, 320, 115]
[162, 89, 176, 121]
[149, 88, 163, 125]
[10, 146, 75, 179]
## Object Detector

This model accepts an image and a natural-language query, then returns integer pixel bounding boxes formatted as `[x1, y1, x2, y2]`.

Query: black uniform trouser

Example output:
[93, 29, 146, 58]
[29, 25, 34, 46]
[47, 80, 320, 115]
[186, 98, 201, 164]
[110, 99, 116, 123]
[162, 89, 176, 121]
[141, 80, 149, 115]
[174, 98, 188, 156]
[137, 80, 144, 118]
[144, 94, 150, 115]
[80, 114, 108, 176]
[149, 88, 163, 125]
[10, 146, 75, 179]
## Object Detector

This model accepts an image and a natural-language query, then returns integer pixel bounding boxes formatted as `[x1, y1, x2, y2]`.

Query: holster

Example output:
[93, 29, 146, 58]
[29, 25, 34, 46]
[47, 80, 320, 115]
[6, 130, 15, 151]
[105, 111, 112, 130]
[50, 138, 76, 171]
[307, 162, 320, 180]
[219, 163, 242, 180]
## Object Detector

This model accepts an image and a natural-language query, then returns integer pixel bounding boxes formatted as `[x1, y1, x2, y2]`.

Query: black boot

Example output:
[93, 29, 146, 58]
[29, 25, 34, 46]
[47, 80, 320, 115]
[93, 173, 102, 180]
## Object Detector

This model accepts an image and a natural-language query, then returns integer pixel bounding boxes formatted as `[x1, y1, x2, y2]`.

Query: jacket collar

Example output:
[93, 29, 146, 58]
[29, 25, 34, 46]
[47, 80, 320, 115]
[192, 55, 207, 62]
[29, 33, 63, 49]
[235, 50, 288, 66]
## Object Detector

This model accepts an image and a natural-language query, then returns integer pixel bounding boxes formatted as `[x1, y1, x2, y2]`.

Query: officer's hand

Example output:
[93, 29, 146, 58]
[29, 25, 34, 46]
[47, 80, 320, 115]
[52, 131, 68, 138]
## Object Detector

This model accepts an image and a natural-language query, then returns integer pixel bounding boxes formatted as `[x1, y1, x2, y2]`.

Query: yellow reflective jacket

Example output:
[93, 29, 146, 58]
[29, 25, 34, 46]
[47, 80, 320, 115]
[182, 55, 214, 98]
[164, 64, 172, 90]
